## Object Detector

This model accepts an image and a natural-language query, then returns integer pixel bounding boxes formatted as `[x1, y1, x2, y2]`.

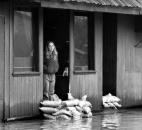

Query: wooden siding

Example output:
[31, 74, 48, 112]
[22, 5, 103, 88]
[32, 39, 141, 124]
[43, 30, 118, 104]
[0, 15, 5, 121]
[117, 14, 142, 107]
[71, 74, 100, 110]
[70, 13, 103, 110]
[10, 76, 42, 117]
[95, 13, 103, 110]
[0, 1, 10, 121]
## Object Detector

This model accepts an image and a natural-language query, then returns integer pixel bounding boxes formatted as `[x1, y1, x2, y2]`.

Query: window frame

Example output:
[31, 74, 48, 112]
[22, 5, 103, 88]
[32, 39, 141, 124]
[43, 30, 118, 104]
[12, 4, 41, 76]
[73, 12, 95, 74]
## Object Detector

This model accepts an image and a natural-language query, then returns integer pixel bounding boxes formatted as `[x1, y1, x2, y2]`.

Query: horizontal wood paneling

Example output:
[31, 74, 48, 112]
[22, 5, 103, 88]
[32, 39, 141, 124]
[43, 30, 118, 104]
[117, 15, 142, 107]
[10, 76, 43, 118]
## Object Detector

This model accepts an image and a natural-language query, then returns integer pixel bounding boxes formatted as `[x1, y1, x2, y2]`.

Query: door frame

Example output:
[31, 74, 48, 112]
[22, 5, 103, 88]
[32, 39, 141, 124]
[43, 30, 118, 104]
[0, 15, 5, 121]
[69, 11, 74, 93]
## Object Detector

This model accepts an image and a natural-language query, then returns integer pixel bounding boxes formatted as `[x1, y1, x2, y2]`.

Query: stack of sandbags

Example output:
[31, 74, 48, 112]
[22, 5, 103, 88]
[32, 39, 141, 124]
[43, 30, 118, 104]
[63, 93, 93, 118]
[62, 98, 93, 119]
[102, 93, 122, 109]
[39, 93, 93, 120]
[39, 99, 72, 120]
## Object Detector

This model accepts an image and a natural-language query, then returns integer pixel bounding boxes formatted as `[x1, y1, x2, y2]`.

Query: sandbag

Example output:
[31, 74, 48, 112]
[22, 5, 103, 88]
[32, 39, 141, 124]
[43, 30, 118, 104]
[107, 102, 117, 109]
[81, 95, 87, 101]
[43, 113, 56, 120]
[66, 106, 77, 112]
[111, 96, 120, 102]
[53, 109, 72, 117]
[82, 112, 92, 118]
[40, 100, 62, 108]
[75, 106, 83, 112]
[50, 94, 61, 101]
[103, 102, 110, 108]
[56, 114, 71, 120]
[113, 102, 122, 107]
[72, 111, 82, 120]
[71, 109, 82, 117]
[102, 95, 111, 103]
[66, 106, 81, 117]
[82, 106, 91, 114]
[103, 93, 120, 103]
[39, 107, 58, 114]
[78, 100, 92, 108]
[62, 99, 79, 107]
[67, 93, 75, 100]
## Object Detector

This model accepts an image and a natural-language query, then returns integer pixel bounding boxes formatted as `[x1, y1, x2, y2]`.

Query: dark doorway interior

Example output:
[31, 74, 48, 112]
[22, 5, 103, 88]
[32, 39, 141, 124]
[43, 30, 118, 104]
[44, 9, 70, 100]
[103, 13, 117, 96]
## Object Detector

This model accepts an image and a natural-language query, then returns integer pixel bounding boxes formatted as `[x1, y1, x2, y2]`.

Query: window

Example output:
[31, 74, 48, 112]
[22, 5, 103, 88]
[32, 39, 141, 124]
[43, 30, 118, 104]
[13, 7, 39, 72]
[74, 13, 95, 71]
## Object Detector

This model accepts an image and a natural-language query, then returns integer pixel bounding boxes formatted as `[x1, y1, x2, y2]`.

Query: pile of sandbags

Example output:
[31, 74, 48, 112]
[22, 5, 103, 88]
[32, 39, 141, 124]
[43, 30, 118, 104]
[39, 94, 93, 120]
[102, 93, 122, 109]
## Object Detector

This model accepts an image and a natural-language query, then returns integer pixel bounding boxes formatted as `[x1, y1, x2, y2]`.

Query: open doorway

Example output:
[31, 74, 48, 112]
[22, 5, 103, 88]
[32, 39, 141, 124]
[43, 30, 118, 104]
[103, 13, 117, 96]
[43, 9, 70, 100]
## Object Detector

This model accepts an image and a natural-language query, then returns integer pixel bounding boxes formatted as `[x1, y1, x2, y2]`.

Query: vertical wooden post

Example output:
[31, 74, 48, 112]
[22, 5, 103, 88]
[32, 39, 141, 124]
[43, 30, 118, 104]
[3, 0, 12, 121]
[9, 0, 14, 119]
[38, 7, 43, 101]
[95, 13, 103, 109]
[39, 7, 43, 74]
[69, 11, 74, 93]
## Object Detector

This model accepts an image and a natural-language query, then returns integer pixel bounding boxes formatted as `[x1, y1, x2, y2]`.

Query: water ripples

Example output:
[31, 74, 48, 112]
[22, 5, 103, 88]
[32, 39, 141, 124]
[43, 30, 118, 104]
[1, 109, 142, 130]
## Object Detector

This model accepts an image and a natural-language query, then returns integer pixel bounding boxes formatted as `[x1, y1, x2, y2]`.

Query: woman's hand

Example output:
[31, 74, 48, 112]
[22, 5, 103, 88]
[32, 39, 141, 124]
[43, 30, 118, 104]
[63, 67, 68, 77]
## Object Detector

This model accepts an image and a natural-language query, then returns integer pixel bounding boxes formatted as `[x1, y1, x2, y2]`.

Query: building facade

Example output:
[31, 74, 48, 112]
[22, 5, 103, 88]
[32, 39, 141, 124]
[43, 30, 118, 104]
[0, 0, 142, 121]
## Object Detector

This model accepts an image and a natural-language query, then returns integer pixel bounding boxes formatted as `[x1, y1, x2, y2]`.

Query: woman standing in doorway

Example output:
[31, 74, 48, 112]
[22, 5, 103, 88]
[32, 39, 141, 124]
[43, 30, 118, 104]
[43, 41, 59, 100]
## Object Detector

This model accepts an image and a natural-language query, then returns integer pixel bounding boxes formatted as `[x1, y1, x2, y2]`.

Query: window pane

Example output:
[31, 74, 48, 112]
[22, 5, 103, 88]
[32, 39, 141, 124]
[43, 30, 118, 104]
[74, 16, 88, 71]
[14, 9, 38, 72]
[14, 11, 32, 57]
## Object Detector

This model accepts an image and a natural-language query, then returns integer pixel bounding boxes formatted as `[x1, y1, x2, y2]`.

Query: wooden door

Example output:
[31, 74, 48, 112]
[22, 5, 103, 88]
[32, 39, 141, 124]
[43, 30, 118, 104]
[0, 16, 5, 120]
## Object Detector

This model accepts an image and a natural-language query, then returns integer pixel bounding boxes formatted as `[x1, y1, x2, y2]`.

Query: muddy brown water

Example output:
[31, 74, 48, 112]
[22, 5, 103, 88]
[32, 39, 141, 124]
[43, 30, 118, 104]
[1, 109, 142, 130]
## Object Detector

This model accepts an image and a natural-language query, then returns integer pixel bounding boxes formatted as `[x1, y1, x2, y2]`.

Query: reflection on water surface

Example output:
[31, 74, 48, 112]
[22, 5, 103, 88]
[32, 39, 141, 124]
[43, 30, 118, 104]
[102, 112, 121, 129]
[1, 109, 142, 130]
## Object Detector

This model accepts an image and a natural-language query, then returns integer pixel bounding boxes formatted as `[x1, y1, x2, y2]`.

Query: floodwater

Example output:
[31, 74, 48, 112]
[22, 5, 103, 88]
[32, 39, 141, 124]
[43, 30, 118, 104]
[1, 109, 142, 130]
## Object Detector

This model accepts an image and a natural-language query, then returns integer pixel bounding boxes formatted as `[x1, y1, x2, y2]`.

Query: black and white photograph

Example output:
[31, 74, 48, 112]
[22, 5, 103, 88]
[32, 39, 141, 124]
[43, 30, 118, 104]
[0, 0, 142, 129]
